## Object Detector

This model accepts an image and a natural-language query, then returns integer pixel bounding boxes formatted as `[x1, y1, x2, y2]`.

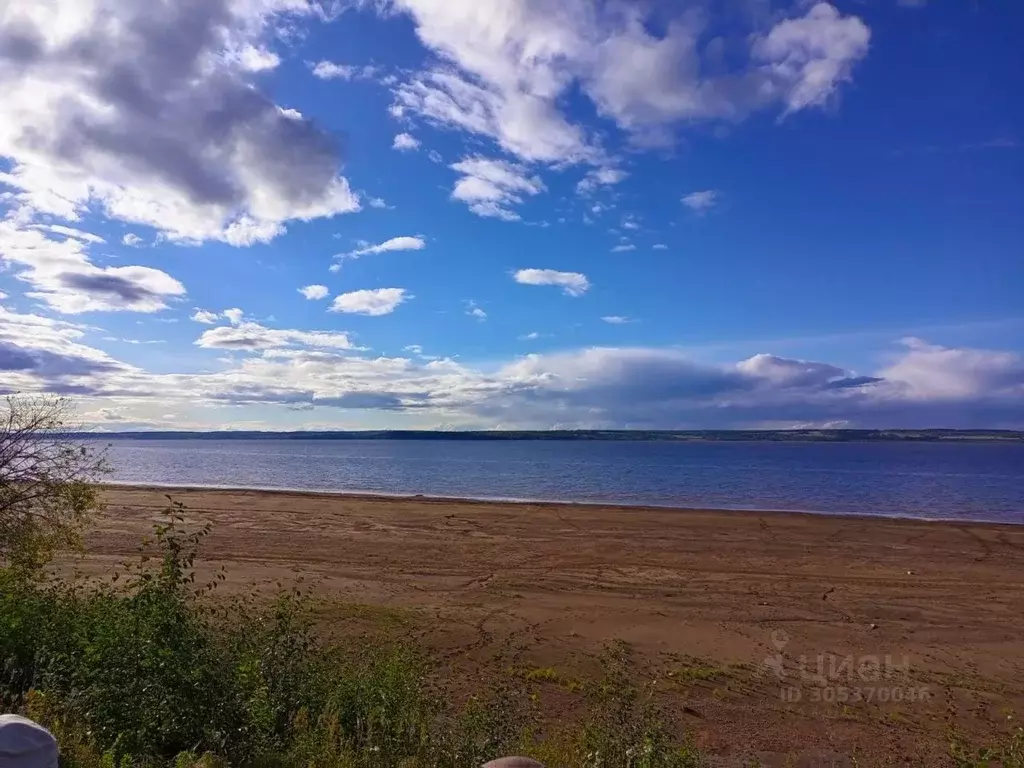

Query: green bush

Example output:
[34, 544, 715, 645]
[0, 501, 701, 767]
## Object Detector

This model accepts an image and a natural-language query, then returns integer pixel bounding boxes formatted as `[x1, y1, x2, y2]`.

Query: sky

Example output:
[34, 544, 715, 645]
[0, 0, 1022, 431]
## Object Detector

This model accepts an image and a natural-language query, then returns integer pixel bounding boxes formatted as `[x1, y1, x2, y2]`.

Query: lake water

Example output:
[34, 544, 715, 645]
[101, 439, 1024, 523]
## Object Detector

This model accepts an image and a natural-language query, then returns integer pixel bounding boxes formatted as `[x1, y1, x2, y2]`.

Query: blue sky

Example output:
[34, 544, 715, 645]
[0, 0, 1021, 430]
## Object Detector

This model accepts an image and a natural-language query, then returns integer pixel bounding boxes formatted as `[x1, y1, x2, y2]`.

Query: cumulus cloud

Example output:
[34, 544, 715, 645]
[298, 284, 329, 300]
[329, 288, 409, 316]
[1, 307, 1021, 428]
[681, 190, 720, 214]
[191, 309, 221, 324]
[611, 244, 636, 253]
[752, 3, 872, 115]
[737, 353, 853, 388]
[652, 243, 668, 250]
[230, 44, 281, 72]
[465, 300, 486, 320]
[601, 316, 633, 324]
[577, 168, 628, 195]
[392, 133, 421, 151]
[223, 308, 245, 326]
[195, 321, 358, 351]
[513, 268, 590, 296]
[0, 222, 185, 313]
[878, 338, 1024, 399]
[393, 69, 596, 165]
[121, 233, 143, 247]
[388, 1, 869, 162]
[481, 346, 938, 428]
[0, 305, 129, 393]
[0, 0, 359, 246]
[450, 157, 545, 221]
[311, 60, 355, 79]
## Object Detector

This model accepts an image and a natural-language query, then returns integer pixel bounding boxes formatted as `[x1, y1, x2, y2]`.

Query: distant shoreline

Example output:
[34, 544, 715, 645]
[80, 428, 1024, 443]
[100, 481, 1022, 526]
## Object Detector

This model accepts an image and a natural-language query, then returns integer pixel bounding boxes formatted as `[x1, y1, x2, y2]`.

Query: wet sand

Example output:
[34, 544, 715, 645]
[79, 486, 1024, 766]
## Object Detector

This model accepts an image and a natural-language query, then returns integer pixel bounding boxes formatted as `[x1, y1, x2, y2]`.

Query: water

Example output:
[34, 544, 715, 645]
[99, 438, 1024, 523]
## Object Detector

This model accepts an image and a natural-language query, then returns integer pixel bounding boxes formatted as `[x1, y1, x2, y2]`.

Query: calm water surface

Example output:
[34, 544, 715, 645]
[101, 439, 1024, 523]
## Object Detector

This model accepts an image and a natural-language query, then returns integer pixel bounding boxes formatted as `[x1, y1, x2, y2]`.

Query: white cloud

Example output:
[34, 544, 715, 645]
[0, 0, 360, 246]
[311, 60, 356, 79]
[230, 44, 281, 73]
[196, 322, 358, 351]
[877, 338, 1024, 399]
[653, 243, 668, 250]
[393, 69, 597, 165]
[0, 222, 184, 313]
[310, 61, 380, 81]
[403, 344, 424, 355]
[31, 224, 106, 245]
[752, 3, 872, 115]
[329, 288, 410, 316]
[577, 168, 628, 195]
[520, 332, 541, 341]
[428, 149, 444, 164]
[191, 309, 221, 325]
[450, 157, 545, 221]
[367, 197, 389, 209]
[122, 233, 143, 247]
[681, 190, 720, 214]
[388, 1, 869, 161]
[601, 316, 634, 324]
[101, 337, 165, 346]
[392, 133, 421, 151]
[513, 268, 590, 297]
[223, 308, 245, 326]
[465, 300, 486, 320]
[736, 353, 846, 387]
[611, 244, 636, 253]
[0, 304, 130, 392]
[2, 307, 1021, 428]
[298, 284, 329, 300]
[332, 235, 426, 269]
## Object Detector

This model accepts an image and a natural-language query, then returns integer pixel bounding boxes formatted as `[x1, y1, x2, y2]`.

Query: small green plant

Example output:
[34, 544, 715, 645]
[949, 725, 1024, 768]
[525, 666, 561, 683]
[574, 642, 703, 768]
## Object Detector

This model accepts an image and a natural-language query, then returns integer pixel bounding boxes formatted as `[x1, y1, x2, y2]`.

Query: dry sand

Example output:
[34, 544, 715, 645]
[78, 486, 1024, 766]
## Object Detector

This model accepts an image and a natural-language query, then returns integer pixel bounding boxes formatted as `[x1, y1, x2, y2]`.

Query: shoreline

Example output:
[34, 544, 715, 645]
[100, 480, 1023, 527]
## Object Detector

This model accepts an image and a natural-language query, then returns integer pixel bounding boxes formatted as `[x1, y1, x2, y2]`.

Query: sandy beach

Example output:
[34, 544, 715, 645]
[79, 485, 1024, 765]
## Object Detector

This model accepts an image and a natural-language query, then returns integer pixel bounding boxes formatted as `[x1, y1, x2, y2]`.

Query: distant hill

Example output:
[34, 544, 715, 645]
[78, 429, 1024, 442]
